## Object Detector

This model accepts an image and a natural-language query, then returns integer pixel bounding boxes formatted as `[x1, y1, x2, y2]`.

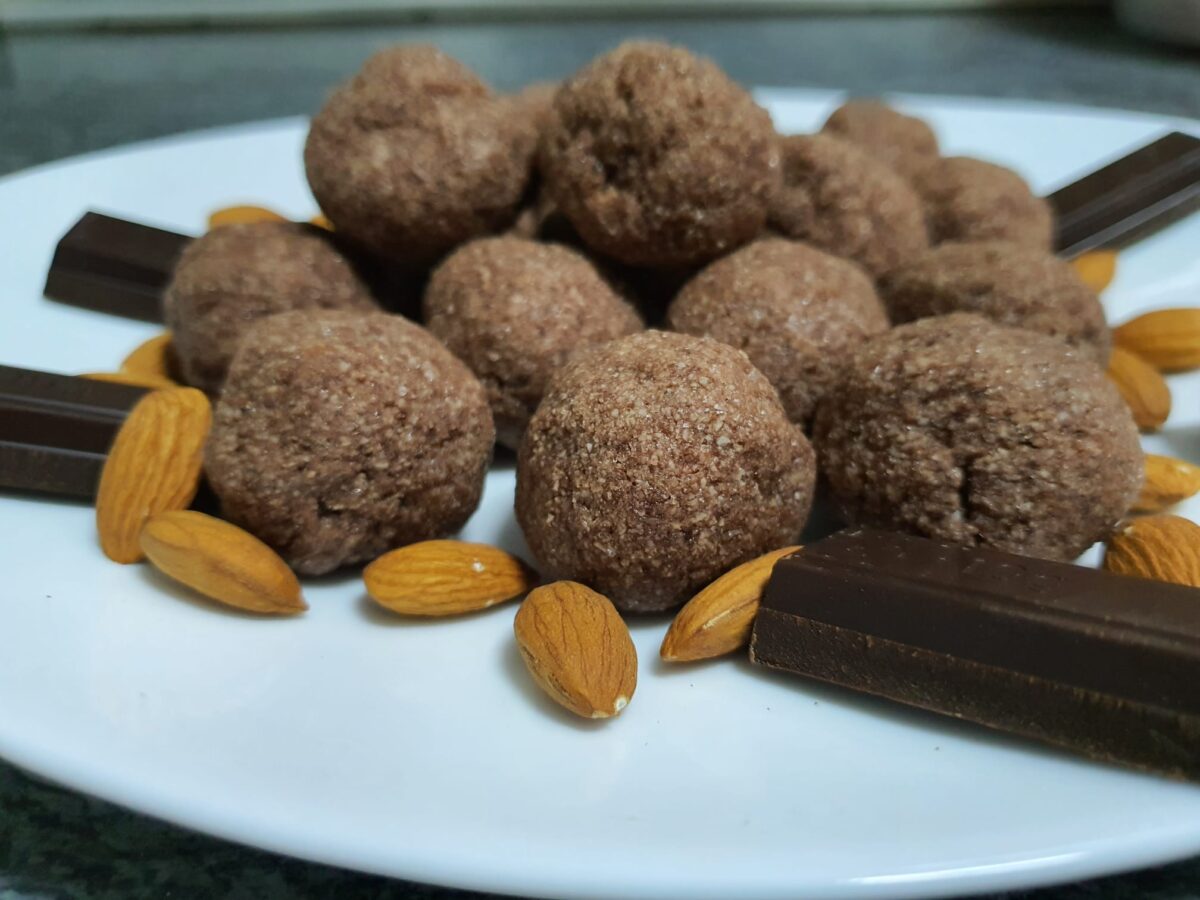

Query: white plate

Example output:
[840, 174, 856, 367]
[2, 91, 1200, 900]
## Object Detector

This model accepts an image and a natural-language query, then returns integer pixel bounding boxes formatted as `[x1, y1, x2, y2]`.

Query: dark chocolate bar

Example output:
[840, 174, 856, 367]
[750, 527, 1200, 780]
[43, 212, 190, 322]
[1048, 131, 1200, 258]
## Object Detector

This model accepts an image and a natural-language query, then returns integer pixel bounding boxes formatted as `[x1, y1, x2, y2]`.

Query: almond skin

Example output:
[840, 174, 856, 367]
[141, 510, 306, 614]
[1133, 455, 1200, 514]
[1113, 308, 1200, 372]
[1103, 514, 1200, 588]
[207, 204, 287, 229]
[1107, 346, 1171, 431]
[95, 387, 211, 563]
[310, 213, 334, 231]
[1069, 250, 1117, 293]
[364, 540, 537, 616]
[83, 371, 179, 391]
[514, 581, 637, 719]
[121, 332, 176, 381]
[661, 545, 801, 662]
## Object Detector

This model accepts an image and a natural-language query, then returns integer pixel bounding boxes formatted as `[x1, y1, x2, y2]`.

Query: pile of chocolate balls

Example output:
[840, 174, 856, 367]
[163, 41, 1141, 612]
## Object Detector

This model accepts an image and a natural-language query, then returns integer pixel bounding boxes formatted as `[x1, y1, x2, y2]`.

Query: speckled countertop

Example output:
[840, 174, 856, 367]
[1, 10, 1199, 899]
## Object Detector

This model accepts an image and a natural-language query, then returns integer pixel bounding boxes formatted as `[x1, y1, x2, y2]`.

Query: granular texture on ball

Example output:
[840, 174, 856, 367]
[539, 41, 780, 268]
[668, 239, 889, 425]
[163, 221, 376, 394]
[879, 240, 1110, 364]
[424, 236, 644, 449]
[821, 100, 939, 182]
[915, 156, 1053, 248]
[812, 314, 1141, 561]
[768, 133, 929, 278]
[516, 330, 816, 612]
[205, 310, 495, 575]
[304, 45, 535, 267]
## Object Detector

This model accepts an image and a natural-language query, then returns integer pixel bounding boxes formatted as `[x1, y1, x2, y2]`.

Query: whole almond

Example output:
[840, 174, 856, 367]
[1113, 308, 1200, 372]
[83, 370, 179, 391]
[661, 545, 801, 662]
[1133, 455, 1200, 514]
[207, 204, 287, 230]
[121, 332, 176, 381]
[95, 387, 211, 563]
[1103, 515, 1200, 588]
[1069, 250, 1117, 293]
[514, 581, 637, 719]
[364, 540, 536, 616]
[141, 510, 306, 614]
[1107, 346, 1171, 430]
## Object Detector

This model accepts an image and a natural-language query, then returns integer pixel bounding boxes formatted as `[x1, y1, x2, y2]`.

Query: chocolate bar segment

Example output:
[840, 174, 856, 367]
[43, 212, 191, 322]
[1048, 131, 1200, 258]
[750, 527, 1200, 780]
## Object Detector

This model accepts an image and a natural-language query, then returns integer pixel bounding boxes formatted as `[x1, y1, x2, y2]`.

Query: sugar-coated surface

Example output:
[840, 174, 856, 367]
[916, 155, 1054, 248]
[768, 133, 929, 278]
[205, 309, 494, 575]
[813, 313, 1141, 561]
[667, 238, 889, 425]
[163, 222, 377, 393]
[880, 240, 1111, 364]
[516, 330, 815, 612]
[304, 45, 535, 267]
[423, 236, 643, 449]
[539, 41, 780, 268]
[821, 99, 941, 182]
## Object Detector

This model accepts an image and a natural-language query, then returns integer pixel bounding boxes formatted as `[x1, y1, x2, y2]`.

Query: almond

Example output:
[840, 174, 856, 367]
[1113, 308, 1200, 372]
[207, 205, 287, 230]
[364, 540, 537, 616]
[1069, 250, 1117, 293]
[95, 387, 211, 563]
[1102, 514, 1200, 588]
[1133, 455, 1200, 514]
[514, 581, 637, 719]
[310, 213, 334, 231]
[140, 510, 305, 614]
[660, 545, 801, 662]
[121, 332, 176, 381]
[1107, 346, 1170, 430]
[83, 371, 179, 391]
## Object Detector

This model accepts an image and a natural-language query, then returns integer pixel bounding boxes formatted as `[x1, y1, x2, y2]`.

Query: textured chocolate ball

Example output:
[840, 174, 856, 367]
[879, 240, 1110, 364]
[424, 236, 644, 449]
[205, 310, 494, 575]
[163, 221, 377, 394]
[516, 330, 816, 612]
[812, 314, 1141, 561]
[915, 156, 1053, 248]
[821, 99, 939, 182]
[768, 133, 929, 278]
[539, 41, 780, 268]
[668, 239, 890, 425]
[304, 45, 535, 267]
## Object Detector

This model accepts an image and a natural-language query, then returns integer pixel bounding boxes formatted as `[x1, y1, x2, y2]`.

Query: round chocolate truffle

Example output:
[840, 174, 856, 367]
[812, 313, 1141, 561]
[915, 156, 1053, 248]
[206, 310, 495, 576]
[516, 330, 816, 612]
[821, 99, 939, 182]
[879, 240, 1110, 364]
[163, 221, 377, 394]
[539, 41, 781, 268]
[423, 236, 644, 449]
[668, 239, 890, 425]
[768, 133, 929, 279]
[304, 45, 535, 267]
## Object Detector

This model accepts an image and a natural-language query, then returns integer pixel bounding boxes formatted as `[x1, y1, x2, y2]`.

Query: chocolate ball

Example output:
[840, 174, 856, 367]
[768, 133, 929, 279]
[813, 313, 1141, 561]
[516, 330, 816, 612]
[539, 41, 780, 268]
[915, 156, 1053, 248]
[668, 239, 890, 425]
[205, 310, 494, 575]
[821, 99, 939, 182]
[304, 45, 535, 267]
[423, 236, 644, 449]
[879, 240, 1110, 364]
[163, 221, 377, 394]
